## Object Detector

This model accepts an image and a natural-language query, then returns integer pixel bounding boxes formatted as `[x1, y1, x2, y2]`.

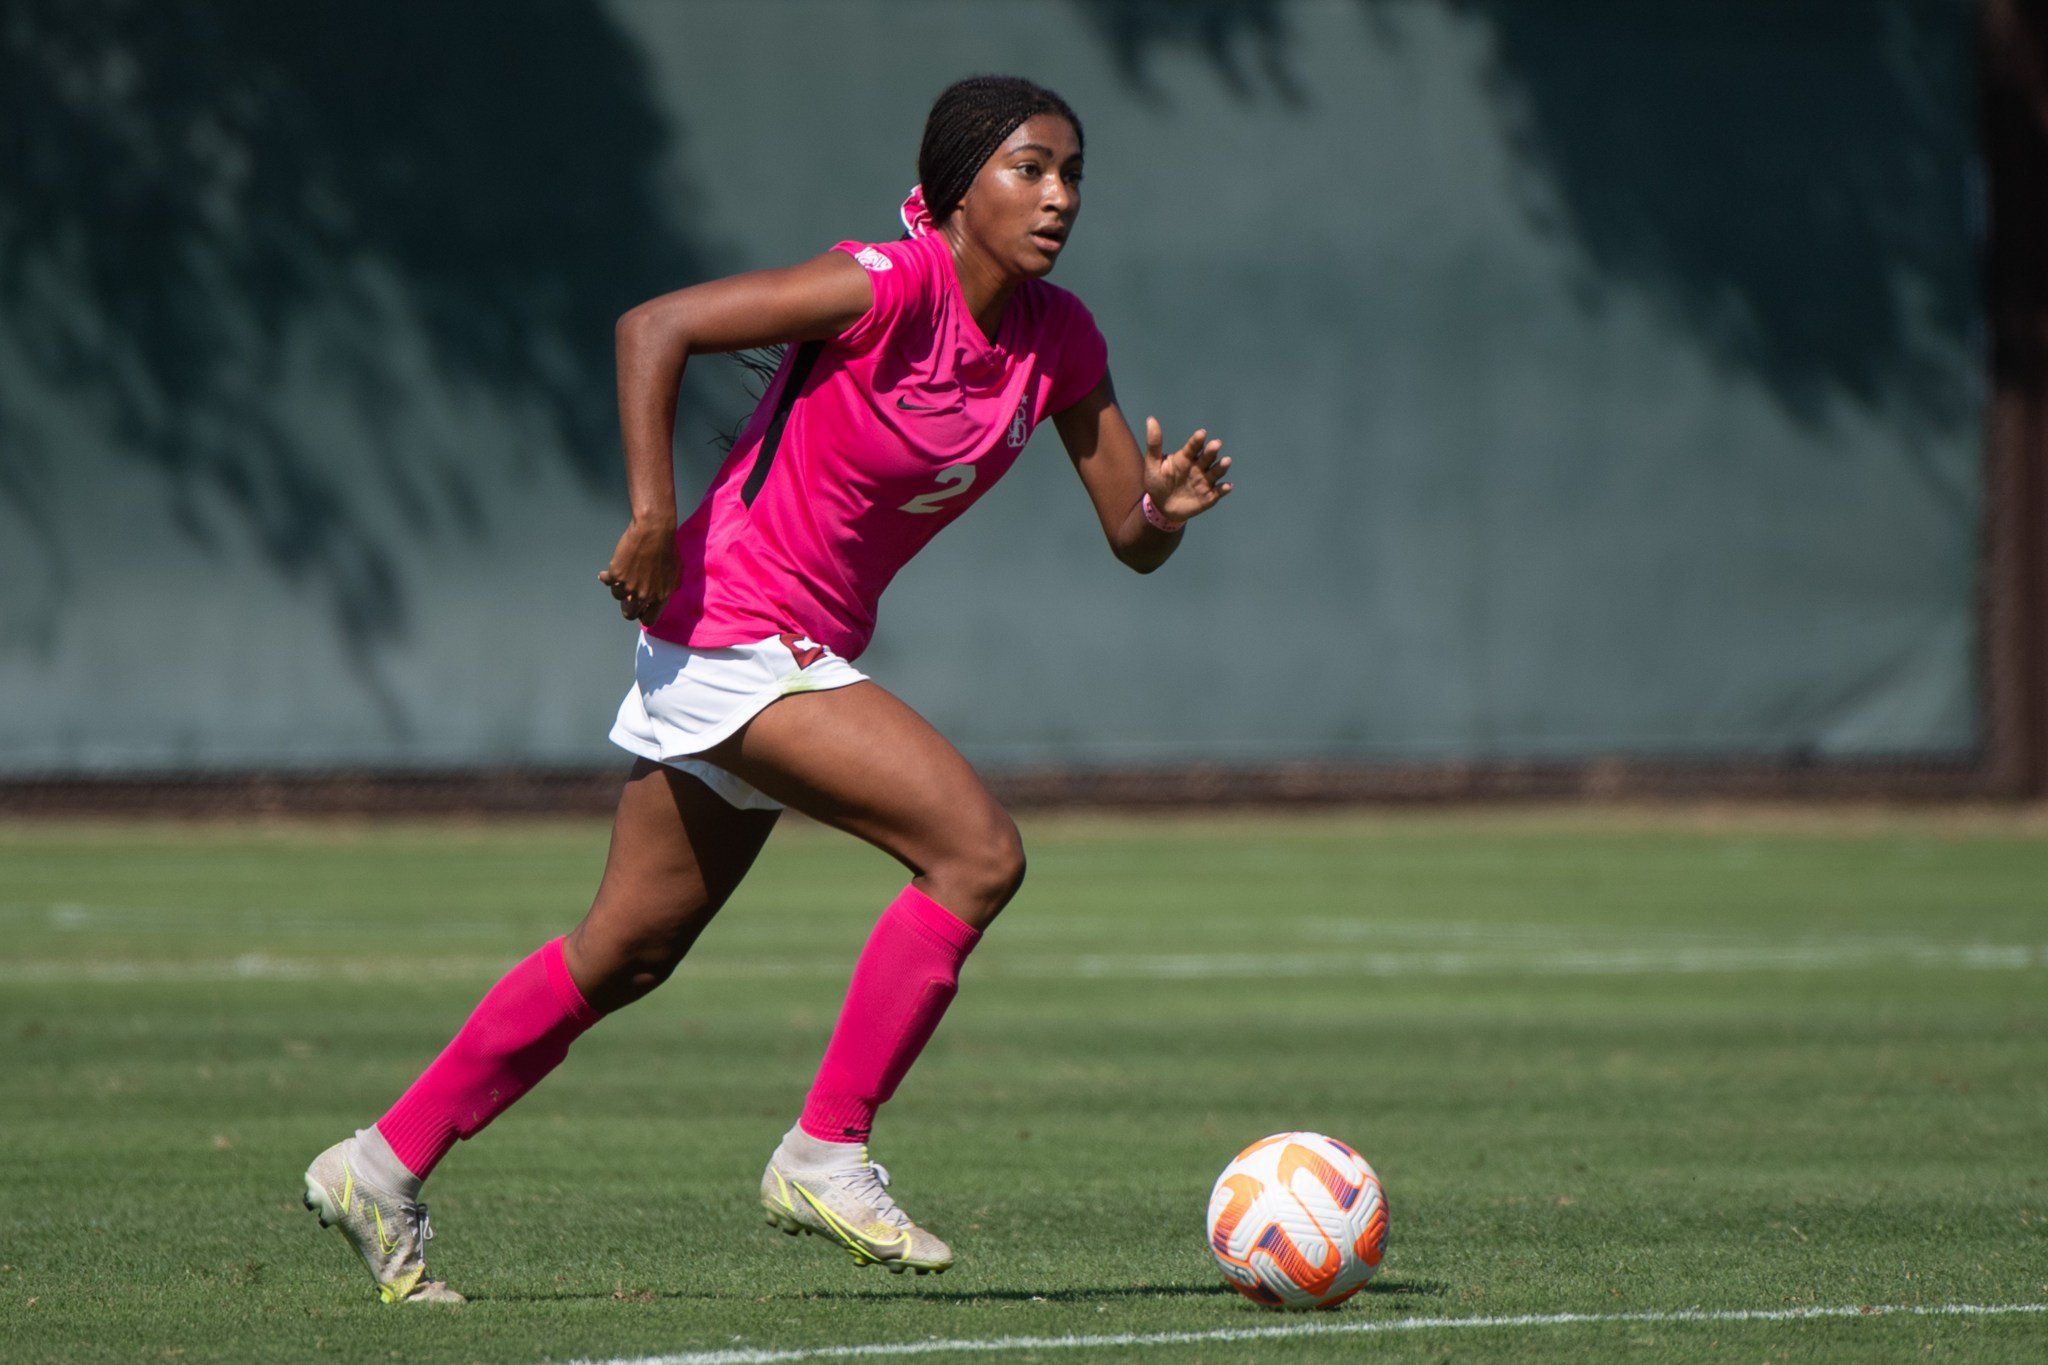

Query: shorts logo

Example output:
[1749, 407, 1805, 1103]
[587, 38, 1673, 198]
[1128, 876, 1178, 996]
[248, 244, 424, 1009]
[779, 632, 826, 669]
[1007, 399, 1031, 449]
[853, 246, 893, 273]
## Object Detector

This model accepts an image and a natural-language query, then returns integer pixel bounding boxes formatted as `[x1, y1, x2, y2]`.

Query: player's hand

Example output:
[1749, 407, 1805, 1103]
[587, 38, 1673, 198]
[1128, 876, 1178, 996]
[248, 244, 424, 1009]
[1142, 417, 1233, 523]
[598, 517, 678, 624]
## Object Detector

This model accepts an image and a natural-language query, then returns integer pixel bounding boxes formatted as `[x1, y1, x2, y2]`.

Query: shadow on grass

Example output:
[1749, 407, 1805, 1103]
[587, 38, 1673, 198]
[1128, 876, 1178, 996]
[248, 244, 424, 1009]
[482, 1275, 1447, 1306]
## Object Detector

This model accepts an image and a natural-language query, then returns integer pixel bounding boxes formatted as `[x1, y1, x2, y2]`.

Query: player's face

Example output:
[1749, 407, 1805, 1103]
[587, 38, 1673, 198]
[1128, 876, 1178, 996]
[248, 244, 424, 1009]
[955, 114, 1083, 278]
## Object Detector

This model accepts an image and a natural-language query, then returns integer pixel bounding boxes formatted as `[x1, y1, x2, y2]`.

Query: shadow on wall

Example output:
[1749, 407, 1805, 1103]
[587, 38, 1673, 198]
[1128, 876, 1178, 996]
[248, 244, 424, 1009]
[0, 0, 1980, 674]
[0, 0, 727, 677]
[1070, 0, 1310, 104]
[1076, 0, 1978, 464]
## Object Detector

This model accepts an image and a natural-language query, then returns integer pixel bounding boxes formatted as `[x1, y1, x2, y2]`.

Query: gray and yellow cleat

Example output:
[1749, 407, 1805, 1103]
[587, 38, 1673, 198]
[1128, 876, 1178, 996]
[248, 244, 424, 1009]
[302, 1138, 465, 1304]
[761, 1141, 954, 1274]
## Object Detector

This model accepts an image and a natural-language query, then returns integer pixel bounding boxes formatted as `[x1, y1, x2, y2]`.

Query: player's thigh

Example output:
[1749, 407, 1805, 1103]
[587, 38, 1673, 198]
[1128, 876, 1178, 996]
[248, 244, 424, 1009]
[565, 759, 779, 1007]
[710, 682, 1022, 916]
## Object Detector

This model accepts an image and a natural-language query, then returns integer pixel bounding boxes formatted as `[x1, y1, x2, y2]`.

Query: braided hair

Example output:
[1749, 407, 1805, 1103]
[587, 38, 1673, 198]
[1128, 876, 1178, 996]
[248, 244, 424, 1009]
[918, 75, 1083, 224]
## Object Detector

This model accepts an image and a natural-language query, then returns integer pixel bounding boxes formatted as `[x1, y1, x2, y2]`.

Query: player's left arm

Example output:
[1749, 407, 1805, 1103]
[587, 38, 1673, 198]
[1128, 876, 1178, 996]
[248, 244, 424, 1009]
[1053, 371, 1232, 574]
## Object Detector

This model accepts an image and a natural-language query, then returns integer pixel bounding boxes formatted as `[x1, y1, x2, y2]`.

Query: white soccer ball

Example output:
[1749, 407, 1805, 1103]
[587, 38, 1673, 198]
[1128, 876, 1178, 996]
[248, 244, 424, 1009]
[1205, 1131, 1388, 1309]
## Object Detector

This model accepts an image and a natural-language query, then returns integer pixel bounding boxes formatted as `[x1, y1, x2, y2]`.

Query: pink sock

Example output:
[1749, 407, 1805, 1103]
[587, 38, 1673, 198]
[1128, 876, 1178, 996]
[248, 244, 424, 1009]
[799, 885, 982, 1144]
[375, 936, 598, 1179]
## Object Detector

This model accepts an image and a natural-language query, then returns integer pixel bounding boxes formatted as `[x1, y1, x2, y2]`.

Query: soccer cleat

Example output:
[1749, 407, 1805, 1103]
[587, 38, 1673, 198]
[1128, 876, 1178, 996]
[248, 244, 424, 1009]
[302, 1138, 465, 1304]
[760, 1142, 954, 1274]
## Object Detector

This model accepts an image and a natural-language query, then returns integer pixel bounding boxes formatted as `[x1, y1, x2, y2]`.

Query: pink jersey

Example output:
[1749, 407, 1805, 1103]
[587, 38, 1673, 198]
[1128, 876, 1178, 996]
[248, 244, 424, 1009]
[648, 231, 1108, 661]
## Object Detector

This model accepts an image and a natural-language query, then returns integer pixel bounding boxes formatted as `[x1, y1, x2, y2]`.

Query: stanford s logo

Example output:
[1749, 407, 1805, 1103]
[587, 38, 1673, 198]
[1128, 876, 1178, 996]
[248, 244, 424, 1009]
[779, 633, 826, 669]
[1007, 399, 1031, 450]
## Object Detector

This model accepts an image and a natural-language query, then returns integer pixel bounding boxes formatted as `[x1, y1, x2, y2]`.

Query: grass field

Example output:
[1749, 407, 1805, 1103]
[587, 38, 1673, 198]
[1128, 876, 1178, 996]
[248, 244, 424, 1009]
[2, 808, 2045, 1362]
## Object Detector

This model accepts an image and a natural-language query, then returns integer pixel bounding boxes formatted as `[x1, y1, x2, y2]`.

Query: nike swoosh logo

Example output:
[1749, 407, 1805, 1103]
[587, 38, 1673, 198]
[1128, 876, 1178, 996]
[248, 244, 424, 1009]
[373, 1204, 402, 1256]
[894, 396, 957, 413]
[793, 1183, 911, 1254]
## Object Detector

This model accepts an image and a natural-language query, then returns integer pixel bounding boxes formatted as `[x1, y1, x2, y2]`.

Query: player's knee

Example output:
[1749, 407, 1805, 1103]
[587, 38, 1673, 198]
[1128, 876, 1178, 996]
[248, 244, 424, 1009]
[610, 935, 686, 995]
[574, 888, 721, 1008]
[996, 820, 1028, 902]
[949, 813, 1026, 919]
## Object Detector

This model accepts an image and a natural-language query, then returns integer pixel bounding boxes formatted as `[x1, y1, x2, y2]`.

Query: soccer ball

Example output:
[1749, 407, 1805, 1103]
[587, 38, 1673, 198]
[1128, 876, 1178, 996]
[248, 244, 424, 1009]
[1205, 1131, 1387, 1309]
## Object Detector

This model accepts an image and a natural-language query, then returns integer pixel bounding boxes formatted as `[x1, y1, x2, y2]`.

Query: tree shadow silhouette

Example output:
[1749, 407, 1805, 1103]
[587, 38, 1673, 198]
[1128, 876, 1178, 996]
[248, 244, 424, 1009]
[1070, 0, 1309, 105]
[1075, 0, 1977, 479]
[0, 0, 730, 685]
[2, 0, 1979, 723]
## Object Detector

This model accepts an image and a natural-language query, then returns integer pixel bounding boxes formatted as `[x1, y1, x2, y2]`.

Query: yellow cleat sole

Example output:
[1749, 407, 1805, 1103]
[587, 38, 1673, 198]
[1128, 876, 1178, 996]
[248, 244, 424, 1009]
[762, 1204, 947, 1275]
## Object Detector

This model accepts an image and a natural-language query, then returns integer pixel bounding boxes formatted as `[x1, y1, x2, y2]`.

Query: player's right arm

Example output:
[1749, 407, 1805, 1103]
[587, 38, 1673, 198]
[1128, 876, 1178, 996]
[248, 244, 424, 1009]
[601, 252, 876, 623]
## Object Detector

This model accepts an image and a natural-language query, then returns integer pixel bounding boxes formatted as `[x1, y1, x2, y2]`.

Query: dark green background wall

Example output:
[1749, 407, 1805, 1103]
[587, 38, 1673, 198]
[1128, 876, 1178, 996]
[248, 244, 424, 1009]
[0, 0, 1982, 771]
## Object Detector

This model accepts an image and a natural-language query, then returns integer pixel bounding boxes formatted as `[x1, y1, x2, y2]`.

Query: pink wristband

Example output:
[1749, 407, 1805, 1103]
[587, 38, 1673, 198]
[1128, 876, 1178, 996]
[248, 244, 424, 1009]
[1141, 493, 1185, 533]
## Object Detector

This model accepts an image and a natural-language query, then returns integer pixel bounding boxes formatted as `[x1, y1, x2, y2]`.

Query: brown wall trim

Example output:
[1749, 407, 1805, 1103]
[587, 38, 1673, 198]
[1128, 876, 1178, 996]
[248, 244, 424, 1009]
[0, 758, 1994, 819]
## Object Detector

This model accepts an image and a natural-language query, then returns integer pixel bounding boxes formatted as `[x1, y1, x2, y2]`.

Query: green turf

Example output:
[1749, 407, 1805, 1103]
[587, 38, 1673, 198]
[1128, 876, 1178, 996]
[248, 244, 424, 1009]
[1, 810, 2044, 1362]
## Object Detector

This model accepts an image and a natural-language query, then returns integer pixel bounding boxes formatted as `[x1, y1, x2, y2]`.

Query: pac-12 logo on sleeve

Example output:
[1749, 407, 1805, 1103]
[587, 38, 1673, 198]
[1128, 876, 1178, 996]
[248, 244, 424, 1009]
[853, 246, 893, 272]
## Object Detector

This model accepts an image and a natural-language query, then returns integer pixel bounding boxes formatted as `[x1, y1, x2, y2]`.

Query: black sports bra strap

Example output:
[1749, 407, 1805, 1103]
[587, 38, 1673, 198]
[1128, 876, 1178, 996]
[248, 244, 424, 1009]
[740, 340, 826, 508]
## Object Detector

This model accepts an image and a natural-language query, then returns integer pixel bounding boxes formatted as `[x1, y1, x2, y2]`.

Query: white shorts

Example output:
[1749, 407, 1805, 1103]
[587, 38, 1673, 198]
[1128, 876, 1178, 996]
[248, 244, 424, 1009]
[609, 631, 867, 810]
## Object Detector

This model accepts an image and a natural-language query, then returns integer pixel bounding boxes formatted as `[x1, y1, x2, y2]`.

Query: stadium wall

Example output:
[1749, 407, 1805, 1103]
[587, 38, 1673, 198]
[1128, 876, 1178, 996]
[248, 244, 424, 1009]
[2, 0, 2033, 804]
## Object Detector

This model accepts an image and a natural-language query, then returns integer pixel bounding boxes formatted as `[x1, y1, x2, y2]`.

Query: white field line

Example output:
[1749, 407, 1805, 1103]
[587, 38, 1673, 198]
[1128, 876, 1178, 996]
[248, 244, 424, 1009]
[2, 940, 2044, 985]
[0, 903, 1776, 949]
[11, 901, 1974, 958]
[0, 953, 521, 984]
[565, 1302, 2048, 1365]
[0, 900, 523, 938]
[1054, 942, 2048, 978]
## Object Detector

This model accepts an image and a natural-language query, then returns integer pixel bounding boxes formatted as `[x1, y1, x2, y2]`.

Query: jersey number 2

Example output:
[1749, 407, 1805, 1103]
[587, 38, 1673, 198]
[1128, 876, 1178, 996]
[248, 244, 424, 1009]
[899, 464, 977, 515]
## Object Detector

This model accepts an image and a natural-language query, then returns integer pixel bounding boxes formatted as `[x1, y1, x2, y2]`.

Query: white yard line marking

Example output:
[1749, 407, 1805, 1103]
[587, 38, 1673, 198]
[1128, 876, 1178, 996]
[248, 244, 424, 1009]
[0, 901, 514, 938]
[1054, 942, 2048, 978]
[0, 954, 521, 984]
[566, 1302, 2048, 1365]
[3, 938, 2044, 985]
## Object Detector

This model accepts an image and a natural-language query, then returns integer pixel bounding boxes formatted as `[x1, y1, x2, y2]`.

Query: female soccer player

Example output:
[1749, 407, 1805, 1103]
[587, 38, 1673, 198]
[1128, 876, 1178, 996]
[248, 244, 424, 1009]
[304, 75, 1232, 1303]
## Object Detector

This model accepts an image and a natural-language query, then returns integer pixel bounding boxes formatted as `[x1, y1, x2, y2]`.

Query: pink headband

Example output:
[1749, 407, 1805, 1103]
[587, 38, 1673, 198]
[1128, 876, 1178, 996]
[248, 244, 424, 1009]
[900, 185, 934, 238]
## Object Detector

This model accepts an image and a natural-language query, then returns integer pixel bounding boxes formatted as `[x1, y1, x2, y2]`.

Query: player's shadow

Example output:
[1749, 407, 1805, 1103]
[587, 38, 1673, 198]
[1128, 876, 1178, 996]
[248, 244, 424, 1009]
[796, 1282, 1238, 1304]
[485, 1282, 1237, 1306]
[828, 1275, 1449, 1305]
[487, 1276, 1445, 1305]
[728, 1275, 1447, 1305]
